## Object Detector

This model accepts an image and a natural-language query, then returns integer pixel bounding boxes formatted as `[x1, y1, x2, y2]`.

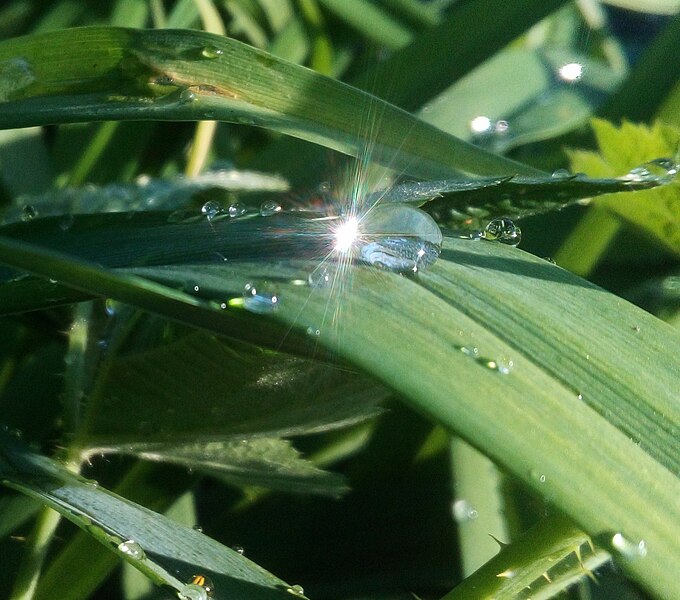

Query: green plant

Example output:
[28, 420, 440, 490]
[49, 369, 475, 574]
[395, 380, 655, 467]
[0, 2, 678, 600]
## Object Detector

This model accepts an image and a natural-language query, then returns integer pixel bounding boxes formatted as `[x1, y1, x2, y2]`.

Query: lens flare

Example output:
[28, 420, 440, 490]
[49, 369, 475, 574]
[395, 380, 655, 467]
[333, 215, 359, 253]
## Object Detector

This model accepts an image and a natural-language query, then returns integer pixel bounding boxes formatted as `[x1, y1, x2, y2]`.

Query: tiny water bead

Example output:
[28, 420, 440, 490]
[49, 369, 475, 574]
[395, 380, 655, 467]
[558, 62, 584, 82]
[452, 499, 479, 523]
[243, 282, 279, 314]
[260, 200, 282, 216]
[179, 88, 197, 104]
[117, 539, 145, 560]
[611, 533, 648, 559]
[201, 200, 222, 220]
[481, 217, 522, 246]
[308, 267, 331, 288]
[286, 585, 306, 597]
[551, 168, 571, 178]
[21, 204, 38, 221]
[624, 157, 680, 182]
[232, 544, 245, 555]
[201, 45, 224, 59]
[228, 201, 248, 218]
[189, 574, 215, 596]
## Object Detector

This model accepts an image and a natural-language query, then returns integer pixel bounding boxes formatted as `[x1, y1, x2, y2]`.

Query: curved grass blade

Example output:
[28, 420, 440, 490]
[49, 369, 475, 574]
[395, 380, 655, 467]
[0, 431, 300, 600]
[368, 171, 673, 228]
[0, 26, 539, 179]
[0, 229, 678, 596]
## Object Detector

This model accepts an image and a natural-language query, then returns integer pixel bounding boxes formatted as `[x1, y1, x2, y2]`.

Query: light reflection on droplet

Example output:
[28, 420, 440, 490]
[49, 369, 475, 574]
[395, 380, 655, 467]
[558, 62, 584, 82]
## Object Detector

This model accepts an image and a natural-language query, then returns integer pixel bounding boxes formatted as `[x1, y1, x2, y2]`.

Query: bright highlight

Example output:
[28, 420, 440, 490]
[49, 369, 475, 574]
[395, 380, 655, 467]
[334, 216, 359, 253]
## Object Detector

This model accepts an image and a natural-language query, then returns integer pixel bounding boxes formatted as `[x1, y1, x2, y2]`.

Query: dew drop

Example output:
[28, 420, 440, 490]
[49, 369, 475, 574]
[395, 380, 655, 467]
[452, 499, 479, 523]
[179, 584, 209, 600]
[228, 202, 247, 218]
[201, 201, 221, 220]
[104, 299, 116, 317]
[470, 115, 492, 134]
[624, 158, 679, 182]
[308, 267, 330, 288]
[59, 214, 74, 231]
[306, 326, 321, 337]
[529, 469, 546, 484]
[611, 533, 647, 559]
[558, 62, 584, 82]
[260, 200, 282, 216]
[188, 574, 215, 597]
[482, 217, 521, 246]
[318, 181, 331, 193]
[201, 46, 223, 59]
[193, 525, 203, 533]
[21, 204, 38, 221]
[551, 168, 571, 178]
[286, 585, 305, 597]
[117, 539, 145, 560]
[232, 544, 245, 555]
[179, 88, 196, 104]
[243, 282, 279, 314]
[0, 57, 35, 101]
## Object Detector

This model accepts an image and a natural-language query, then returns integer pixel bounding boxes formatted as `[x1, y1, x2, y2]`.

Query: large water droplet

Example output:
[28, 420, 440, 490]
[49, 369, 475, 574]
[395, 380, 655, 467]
[356, 205, 443, 273]
[482, 217, 521, 246]
[260, 200, 282, 216]
[243, 282, 279, 314]
[117, 539, 145, 560]
[201, 201, 222, 220]
[21, 205, 38, 221]
[611, 533, 647, 559]
[551, 168, 571, 178]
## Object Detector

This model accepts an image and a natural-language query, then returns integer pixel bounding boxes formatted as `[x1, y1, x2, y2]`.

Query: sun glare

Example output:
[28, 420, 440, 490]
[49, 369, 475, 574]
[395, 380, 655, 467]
[333, 215, 359, 253]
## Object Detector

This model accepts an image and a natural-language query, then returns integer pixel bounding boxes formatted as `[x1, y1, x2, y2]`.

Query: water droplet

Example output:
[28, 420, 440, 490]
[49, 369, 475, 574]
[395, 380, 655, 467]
[260, 200, 282, 216]
[529, 469, 546, 484]
[243, 282, 279, 314]
[359, 239, 440, 273]
[611, 533, 647, 559]
[193, 525, 203, 533]
[318, 181, 331, 193]
[308, 267, 330, 288]
[470, 115, 492, 134]
[193, 285, 200, 292]
[494, 120, 509, 134]
[306, 326, 321, 337]
[201, 201, 221, 220]
[179, 88, 196, 104]
[228, 202, 247, 218]
[21, 205, 38, 221]
[232, 544, 245, 555]
[117, 539, 145, 560]
[558, 62, 583, 82]
[452, 499, 479, 522]
[104, 299, 116, 317]
[0, 57, 35, 101]
[188, 575, 215, 597]
[201, 46, 223, 59]
[624, 158, 679, 182]
[59, 214, 74, 231]
[179, 584, 209, 600]
[286, 585, 305, 597]
[551, 168, 571, 178]
[482, 217, 521, 246]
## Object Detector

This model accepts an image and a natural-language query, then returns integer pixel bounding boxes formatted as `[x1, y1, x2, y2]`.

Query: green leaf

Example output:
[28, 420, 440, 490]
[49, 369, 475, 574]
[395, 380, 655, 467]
[0, 228, 677, 597]
[0, 431, 298, 600]
[75, 330, 385, 446]
[0, 26, 537, 179]
[567, 119, 680, 256]
[119, 437, 349, 496]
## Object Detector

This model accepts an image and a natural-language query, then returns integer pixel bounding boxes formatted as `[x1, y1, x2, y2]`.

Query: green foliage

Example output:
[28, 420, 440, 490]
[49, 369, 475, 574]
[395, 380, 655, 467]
[0, 3, 679, 600]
